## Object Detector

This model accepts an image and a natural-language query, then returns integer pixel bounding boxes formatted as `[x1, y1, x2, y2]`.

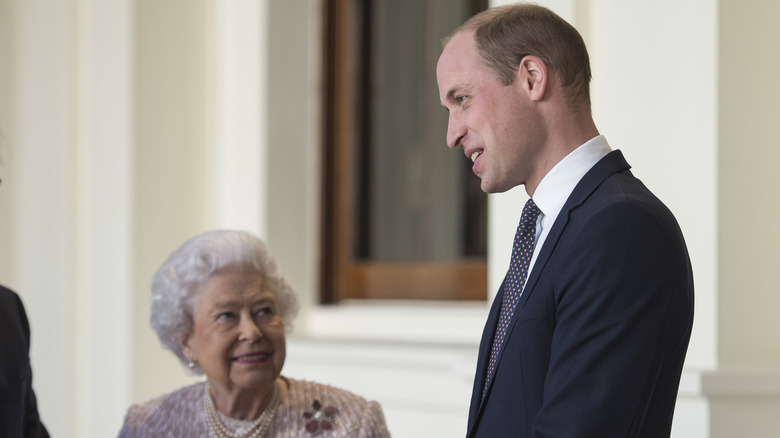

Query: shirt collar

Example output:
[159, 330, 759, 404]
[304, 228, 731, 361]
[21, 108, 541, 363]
[532, 135, 612, 221]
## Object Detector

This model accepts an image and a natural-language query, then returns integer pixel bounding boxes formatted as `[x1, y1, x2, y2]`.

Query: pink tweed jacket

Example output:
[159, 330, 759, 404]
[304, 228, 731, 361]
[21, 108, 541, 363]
[119, 376, 391, 437]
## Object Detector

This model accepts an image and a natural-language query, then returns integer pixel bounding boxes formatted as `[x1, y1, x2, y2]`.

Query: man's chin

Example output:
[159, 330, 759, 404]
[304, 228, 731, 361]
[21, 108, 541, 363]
[481, 180, 512, 194]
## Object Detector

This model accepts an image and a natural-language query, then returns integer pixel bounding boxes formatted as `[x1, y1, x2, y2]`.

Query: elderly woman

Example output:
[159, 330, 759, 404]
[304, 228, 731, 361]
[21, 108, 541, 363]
[119, 230, 390, 437]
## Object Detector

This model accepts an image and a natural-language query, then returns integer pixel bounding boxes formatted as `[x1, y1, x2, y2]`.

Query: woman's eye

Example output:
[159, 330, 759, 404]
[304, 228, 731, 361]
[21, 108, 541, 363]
[216, 312, 235, 321]
[255, 307, 274, 317]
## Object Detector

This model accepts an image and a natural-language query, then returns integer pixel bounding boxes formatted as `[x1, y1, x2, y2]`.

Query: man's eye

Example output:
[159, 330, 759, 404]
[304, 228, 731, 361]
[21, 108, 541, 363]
[456, 95, 468, 104]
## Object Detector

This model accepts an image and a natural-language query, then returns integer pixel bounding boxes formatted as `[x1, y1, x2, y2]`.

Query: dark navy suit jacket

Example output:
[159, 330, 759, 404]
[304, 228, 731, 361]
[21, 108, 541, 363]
[0, 285, 50, 438]
[467, 151, 694, 437]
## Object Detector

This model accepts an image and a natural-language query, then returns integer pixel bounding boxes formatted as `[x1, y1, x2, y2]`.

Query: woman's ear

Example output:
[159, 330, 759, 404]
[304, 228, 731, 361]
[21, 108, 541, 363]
[515, 55, 548, 101]
[181, 335, 194, 361]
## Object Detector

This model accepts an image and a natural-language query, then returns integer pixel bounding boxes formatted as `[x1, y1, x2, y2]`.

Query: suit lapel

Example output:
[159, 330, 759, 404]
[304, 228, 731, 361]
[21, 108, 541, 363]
[517, 150, 630, 311]
[468, 150, 631, 436]
[467, 275, 507, 434]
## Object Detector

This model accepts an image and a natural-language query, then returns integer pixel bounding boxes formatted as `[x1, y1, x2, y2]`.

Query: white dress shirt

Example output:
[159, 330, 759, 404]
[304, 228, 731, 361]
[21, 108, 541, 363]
[524, 135, 613, 286]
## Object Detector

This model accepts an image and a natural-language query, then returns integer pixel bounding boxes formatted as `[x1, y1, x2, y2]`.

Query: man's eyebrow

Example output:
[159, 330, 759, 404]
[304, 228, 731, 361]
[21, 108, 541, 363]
[445, 88, 460, 102]
[442, 86, 465, 107]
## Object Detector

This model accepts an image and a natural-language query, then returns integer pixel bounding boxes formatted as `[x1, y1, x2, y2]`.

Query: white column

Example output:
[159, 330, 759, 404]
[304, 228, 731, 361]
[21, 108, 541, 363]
[73, 0, 134, 436]
[206, 0, 269, 237]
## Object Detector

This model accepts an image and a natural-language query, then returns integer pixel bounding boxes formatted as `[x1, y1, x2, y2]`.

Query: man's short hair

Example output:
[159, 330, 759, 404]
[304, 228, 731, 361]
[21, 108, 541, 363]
[456, 3, 592, 111]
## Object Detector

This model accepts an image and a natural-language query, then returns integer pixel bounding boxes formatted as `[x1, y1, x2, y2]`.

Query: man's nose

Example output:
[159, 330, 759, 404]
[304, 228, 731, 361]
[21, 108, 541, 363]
[446, 115, 466, 149]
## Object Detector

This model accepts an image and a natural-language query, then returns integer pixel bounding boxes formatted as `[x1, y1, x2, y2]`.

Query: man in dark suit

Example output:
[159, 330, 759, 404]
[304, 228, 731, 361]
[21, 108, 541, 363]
[437, 4, 694, 437]
[0, 284, 50, 438]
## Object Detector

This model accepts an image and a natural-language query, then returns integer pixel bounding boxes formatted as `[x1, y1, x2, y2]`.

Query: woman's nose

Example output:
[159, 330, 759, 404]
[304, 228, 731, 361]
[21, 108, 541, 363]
[238, 316, 263, 343]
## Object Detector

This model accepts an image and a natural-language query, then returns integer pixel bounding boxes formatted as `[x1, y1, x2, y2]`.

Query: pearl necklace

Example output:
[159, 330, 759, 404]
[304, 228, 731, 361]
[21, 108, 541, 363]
[203, 381, 281, 438]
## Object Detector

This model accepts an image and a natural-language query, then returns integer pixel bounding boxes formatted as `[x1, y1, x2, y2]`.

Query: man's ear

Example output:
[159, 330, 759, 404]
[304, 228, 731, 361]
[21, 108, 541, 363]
[515, 55, 548, 101]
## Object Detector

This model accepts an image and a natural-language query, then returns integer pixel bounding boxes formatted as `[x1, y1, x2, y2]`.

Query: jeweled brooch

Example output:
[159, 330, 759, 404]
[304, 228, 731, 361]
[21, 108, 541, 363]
[303, 399, 338, 434]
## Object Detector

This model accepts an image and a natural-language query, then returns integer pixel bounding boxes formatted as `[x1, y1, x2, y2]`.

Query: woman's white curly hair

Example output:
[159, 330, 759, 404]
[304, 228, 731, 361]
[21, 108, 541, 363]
[149, 229, 300, 373]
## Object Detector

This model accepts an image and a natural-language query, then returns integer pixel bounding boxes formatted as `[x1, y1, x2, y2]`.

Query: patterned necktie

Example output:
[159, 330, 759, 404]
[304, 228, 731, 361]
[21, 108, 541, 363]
[483, 198, 541, 398]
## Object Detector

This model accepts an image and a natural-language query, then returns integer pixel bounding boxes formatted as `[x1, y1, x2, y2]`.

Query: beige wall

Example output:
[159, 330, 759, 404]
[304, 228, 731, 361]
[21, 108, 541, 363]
[718, 0, 780, 370]
[1, 0, 779, 437]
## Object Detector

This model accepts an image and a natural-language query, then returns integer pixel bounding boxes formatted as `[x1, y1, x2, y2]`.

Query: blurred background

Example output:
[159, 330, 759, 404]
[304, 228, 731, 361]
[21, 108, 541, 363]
[1, 0, 779, 437]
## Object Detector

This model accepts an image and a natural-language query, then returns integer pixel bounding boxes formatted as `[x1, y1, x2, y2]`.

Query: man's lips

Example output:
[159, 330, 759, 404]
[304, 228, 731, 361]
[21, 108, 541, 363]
[464, 147, 483, 164]
[467, 149, 484, 174]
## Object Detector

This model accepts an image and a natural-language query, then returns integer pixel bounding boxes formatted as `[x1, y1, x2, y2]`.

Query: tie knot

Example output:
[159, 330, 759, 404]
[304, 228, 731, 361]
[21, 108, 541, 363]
[522, 199, 541, 224]
[511, 198, 541, 255]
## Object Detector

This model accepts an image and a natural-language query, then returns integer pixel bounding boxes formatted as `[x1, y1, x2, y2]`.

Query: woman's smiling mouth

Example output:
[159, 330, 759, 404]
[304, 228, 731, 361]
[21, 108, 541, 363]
[232, 352, 270, 363]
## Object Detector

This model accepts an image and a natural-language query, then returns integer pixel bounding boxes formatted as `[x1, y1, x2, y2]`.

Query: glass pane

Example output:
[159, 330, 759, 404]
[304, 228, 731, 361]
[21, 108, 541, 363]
[354, 0, 487, 262]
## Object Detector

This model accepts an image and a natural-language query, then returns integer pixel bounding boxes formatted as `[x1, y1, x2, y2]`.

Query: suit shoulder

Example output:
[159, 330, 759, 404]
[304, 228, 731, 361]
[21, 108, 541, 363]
[0, 283, 16, 299]
[0, 285, 31, 359]
[576, 170, 682, 231]
[0, 284, 24, 314]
